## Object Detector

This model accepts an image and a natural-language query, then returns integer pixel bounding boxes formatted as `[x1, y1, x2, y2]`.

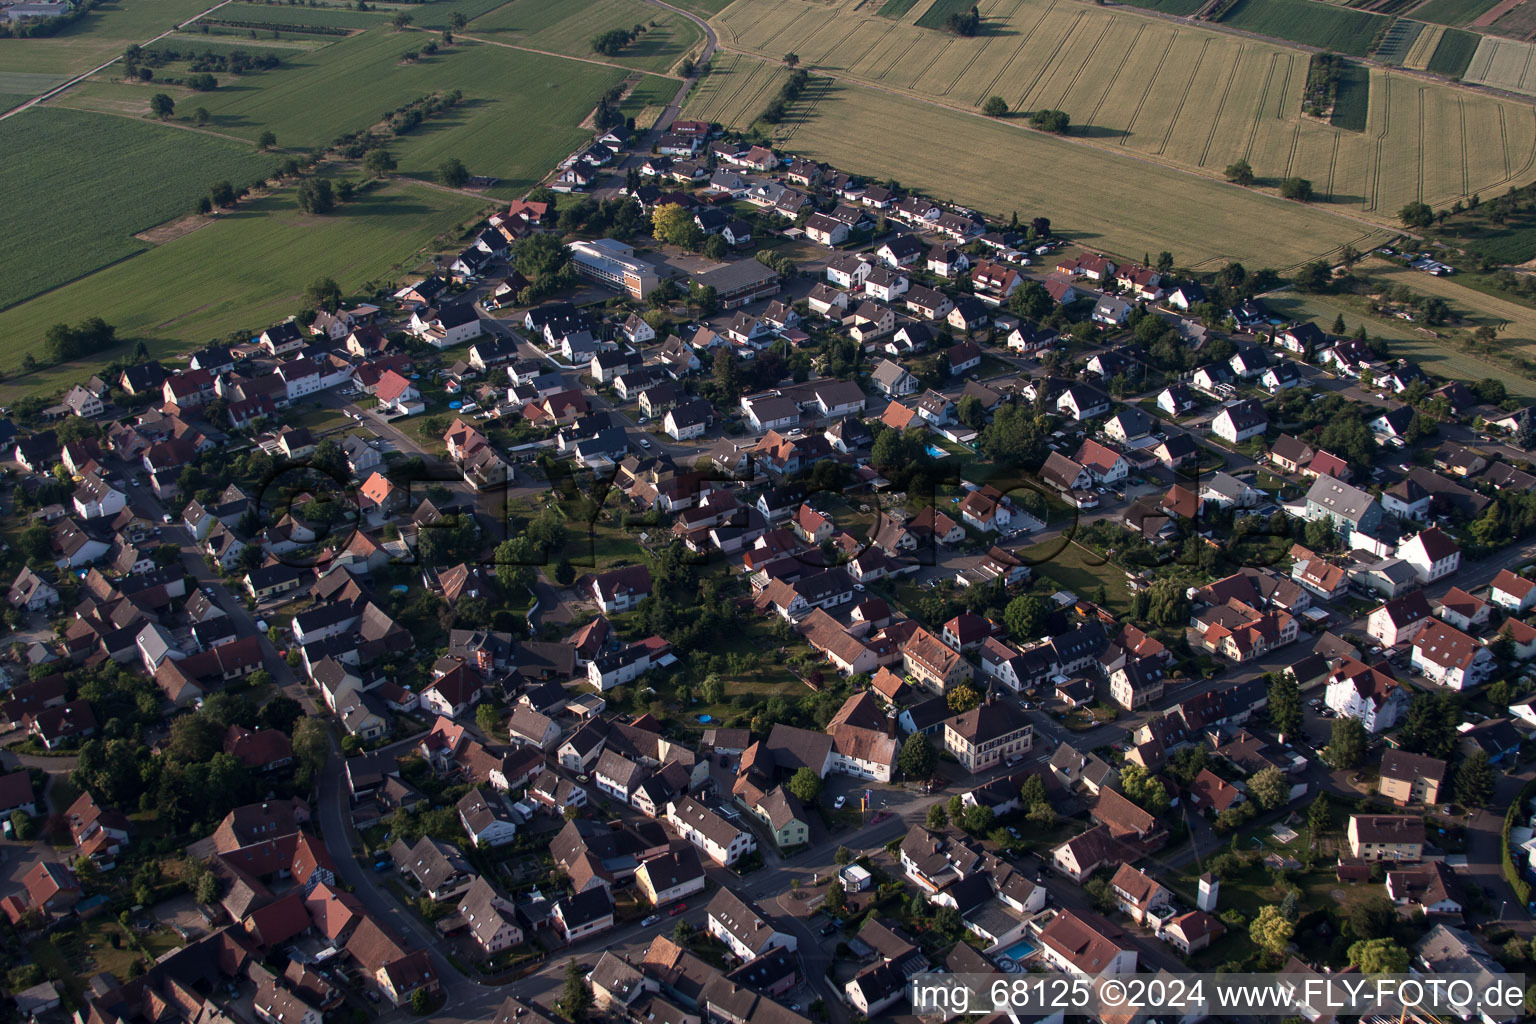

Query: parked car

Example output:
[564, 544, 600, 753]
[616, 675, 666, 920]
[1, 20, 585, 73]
[833, 795, 846, 809]
[641, 914, 661, 927]
[668, 902, 687, 916]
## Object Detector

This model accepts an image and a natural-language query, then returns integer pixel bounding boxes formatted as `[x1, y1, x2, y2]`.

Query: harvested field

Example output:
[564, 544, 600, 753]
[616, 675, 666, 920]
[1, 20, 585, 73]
[1463, 33, 1536, 91]
[1409, 0, 1503, 23]
[1490, 0, 1536, 33]
[749, 77, 1384, 268]
[710, 0, 1536, 229]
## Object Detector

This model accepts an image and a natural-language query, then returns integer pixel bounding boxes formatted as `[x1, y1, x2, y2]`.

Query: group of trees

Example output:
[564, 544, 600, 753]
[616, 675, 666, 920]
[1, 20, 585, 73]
[759, 68, 810, 125]
[41, 317, 117, 365]
[591, 23, 644, 56]
[945, 4, 981, 34]
[1028, 108, 1070, 134]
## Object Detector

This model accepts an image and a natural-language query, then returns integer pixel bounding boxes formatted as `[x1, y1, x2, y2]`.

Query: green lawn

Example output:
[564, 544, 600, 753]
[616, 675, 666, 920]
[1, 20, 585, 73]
[1262, 289, 1536, 396]
[620, 74, 679, 130]
[0, 178, 487, 398]
[0, 107, 272, 311]
[1017, 539, 1133, 614]
[1217, 0, 1385, 56]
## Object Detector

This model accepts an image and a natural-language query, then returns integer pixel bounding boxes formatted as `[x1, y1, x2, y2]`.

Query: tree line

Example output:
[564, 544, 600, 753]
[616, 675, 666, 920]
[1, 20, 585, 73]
[591, 23, 645, 56]
[758, 68, 810, 125]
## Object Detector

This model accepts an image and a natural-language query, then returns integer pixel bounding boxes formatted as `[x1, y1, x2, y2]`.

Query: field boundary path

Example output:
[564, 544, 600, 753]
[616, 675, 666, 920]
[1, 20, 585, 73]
[0, 0, 236, 120]
[453, 31, 686, 77]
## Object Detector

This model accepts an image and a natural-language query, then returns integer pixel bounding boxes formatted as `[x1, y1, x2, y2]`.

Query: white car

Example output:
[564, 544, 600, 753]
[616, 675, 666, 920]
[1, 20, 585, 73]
[833, 795, 846, 809]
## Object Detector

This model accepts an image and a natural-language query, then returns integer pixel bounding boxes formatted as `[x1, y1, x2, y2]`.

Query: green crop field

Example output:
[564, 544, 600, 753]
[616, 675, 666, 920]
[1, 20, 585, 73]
[56, 30, 629, 187]
[1371, 18, 1421, 64]
[667, 0, 741, 13]
[1409, 0, 1501, 25]
[740, 76, 1384, 268]
[877, 0, 922, 17]
[1115, 0, 1207, 13]
[1426, 25, 1480, 74]
[0, 179, 486, 398]
[198, 3, 386, 29]
[0, 107, 272, 311]
[915, 0, 976, 28]
[618, 74, 679, 130]
[466, 0, 700, 73]
[1216, 0, 1384, 55]
[0, 0, 223, 81]
[1329, 59, 1370, 130]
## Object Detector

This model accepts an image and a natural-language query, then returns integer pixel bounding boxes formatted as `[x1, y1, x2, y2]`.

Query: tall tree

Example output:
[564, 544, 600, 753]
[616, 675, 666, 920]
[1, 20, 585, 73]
[558, 959, 592, 1023]
[1249, 766, 1288, 810]
[898, 733, 935, 780]
[1249, 905, 1294, 957]
[1267, 672, 1302, 740]
[1325, 716, 1367, 769]
[1454, 751, 1494, 808]
[150, 93, 174, 119]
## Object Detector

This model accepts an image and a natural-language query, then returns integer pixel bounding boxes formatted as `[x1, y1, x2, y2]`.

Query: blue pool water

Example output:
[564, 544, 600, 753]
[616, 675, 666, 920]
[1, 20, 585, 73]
[1001, 938, 1038, 960]
[697, 714, 713, 723]
[926, 445, 949, 458]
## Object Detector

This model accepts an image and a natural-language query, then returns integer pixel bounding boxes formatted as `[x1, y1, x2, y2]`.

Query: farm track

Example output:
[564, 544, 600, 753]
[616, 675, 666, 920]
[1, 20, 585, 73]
[1325, 129, 1339, 198]
[1197, 42, 1243, 165]
[456, 33, 682, 75]
[1283, 120, 1299, 178]
[1417, 85, 1426, 202]
[1460, 96, 1469, 193]
[1156, 35, 1209, 155]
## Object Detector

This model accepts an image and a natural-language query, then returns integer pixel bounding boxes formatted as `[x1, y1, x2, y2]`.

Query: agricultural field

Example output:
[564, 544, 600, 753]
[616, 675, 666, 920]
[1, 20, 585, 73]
[0, 107, 272, 310]
[709, 0, 1536, 230]
[1425, 25, 1481, 73]
[1263, 288, 1536, 394]
[195, 2, 387, 30]
[1489, 0, 1536, 37]
[1113, 0, 1207, 14]
[1329, 59, 1371, 129]
[738, 76, 1384, 268]
[1215, 0, 1385, 56]
[0, 178, 486, 397]
[1402, 22, 1446, 67]
[1408, 0, 1503, 25]
[56, 30, 631, 194]
[1371, 19, 1422, 64]
[665, 0, 741, 14]
[916, 0, 979, 28]
[1463, 34, 1536, 93]
[617, 74, 680, 130]
[0, 0, 220, 84]
[877, 0, 922, 17]
[681, 51, 792, 125]
[465, 0, 701, 74]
